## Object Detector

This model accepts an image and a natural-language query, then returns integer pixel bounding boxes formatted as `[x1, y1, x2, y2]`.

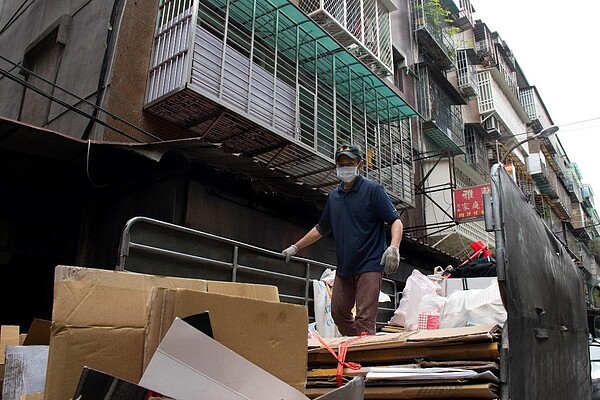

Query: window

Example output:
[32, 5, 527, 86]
[21, 28, 64, 126]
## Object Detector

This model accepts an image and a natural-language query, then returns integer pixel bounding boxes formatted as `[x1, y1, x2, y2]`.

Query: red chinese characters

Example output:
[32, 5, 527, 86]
[453, 184, 491, 222]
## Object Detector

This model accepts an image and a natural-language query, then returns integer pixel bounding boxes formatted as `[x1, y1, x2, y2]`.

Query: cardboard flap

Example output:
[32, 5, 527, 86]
[206, 280, 279, 302]
[140, 317, 309, 400]
[23, 319, 51, 346]
[144, 287, 308, 391]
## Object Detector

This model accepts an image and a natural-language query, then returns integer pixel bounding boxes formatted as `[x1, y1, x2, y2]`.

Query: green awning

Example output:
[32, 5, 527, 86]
[219, 0, 418, 119]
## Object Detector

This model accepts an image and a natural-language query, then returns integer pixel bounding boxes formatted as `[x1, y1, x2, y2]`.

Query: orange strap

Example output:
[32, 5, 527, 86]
[311, 330, 365, 387]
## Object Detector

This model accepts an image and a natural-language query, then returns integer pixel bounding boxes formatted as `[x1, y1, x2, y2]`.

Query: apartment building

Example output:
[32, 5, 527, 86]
[409, 0, 600, 304]
[0, 0, 599, 326]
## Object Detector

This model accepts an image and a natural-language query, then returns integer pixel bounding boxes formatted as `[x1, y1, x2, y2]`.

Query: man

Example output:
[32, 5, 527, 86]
[282, 144, 403, 336]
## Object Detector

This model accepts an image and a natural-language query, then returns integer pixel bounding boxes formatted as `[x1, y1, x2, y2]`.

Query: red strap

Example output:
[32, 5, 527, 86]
[311, 330, 365, 387]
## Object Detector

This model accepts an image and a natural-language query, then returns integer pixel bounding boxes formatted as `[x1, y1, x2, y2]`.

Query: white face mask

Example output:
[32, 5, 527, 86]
[336, 166, 358, 183]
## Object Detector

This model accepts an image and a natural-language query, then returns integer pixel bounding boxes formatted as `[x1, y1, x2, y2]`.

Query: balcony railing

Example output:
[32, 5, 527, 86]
[298, 0, 394, 77]
[417, 65, 465, 155]
[530, 155, 559, 199]
[410, 0, 457, 69]
[451, 0, 474, 31]
[456, 49, 478, 99]
[144, 0, 418, 206]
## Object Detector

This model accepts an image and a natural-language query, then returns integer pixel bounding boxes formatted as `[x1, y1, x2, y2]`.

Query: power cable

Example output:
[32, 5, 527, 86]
[0, 0, 35, 35]
[82, 0, 122, 140]
[559, 117, 600, 127]
[0, 63, 146, 143]
[0, 54, 161, 142]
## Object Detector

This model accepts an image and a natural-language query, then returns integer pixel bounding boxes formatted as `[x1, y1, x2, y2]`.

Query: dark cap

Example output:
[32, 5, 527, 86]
[335, 144, 361, 160]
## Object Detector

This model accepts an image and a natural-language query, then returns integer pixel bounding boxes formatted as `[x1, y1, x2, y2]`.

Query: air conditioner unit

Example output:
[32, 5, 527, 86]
[482, 114, 501, 139]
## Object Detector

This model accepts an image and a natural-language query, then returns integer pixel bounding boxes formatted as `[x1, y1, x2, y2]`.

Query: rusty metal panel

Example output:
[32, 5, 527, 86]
[490, 164, 590, 400]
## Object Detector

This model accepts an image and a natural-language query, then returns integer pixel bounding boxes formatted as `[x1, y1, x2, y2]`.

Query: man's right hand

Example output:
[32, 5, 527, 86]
[282, 244, 299, 262]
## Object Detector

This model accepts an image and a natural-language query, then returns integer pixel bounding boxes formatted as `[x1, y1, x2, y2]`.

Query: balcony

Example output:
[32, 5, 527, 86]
[477, 70, 529, 134]
[456, 49, 478, 100]
[298, 0, 394, 77]
[568, 163, 585, 203]
[474, 22, 518, 98]
[411, 0, 457, 70]
[450, 0, 474, 31]
[144, 0, 418, 206]
[529, 153, 558, 199]
[417, 65, 465, 155]
[529, 152, 571, 220]
[519, 86, 553, 137]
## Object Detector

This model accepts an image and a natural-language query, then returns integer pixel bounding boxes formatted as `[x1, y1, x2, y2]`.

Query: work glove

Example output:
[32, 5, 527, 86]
[380, 246, 400, 274]
[282, 244, 299, 263]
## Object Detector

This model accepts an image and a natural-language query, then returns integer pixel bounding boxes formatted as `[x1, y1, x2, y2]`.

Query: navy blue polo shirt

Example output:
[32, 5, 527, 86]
[316, 175, 400, 276]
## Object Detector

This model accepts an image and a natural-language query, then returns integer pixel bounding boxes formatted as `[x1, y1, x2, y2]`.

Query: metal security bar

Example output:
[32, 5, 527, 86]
[145, 0, 417, 207]
[298, 0, 394, 76]
[117, 216, 398, 327]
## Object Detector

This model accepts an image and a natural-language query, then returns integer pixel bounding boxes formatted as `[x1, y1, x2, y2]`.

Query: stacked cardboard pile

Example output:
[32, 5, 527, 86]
[305, 325, 501, 400]
[3, 265, 313, 400]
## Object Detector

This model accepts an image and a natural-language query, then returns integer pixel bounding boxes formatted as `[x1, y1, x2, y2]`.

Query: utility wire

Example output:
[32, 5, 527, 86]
[559, 117, 600, 127]
[82, 0, 122, 140]
[0, 64, 152, 143]
[0, 0, 35, 35]
[0, 54, 161, 142]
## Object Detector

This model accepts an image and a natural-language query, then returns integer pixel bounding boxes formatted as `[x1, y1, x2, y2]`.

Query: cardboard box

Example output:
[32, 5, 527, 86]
[140, 317, 309, 400]
[44, 266, 288, 400]
[1, 326, 20, 362]
[144, 288, 308, 392]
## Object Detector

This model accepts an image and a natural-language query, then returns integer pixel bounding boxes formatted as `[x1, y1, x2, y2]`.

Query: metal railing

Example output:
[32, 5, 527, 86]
[117, 216, 398, 326]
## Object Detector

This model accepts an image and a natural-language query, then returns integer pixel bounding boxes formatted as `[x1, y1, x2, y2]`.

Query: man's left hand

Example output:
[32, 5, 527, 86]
[380, 246, 400, 274]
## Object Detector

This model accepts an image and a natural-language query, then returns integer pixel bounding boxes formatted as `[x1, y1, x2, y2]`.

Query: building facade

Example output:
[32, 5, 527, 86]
[1, 0, 599, 327]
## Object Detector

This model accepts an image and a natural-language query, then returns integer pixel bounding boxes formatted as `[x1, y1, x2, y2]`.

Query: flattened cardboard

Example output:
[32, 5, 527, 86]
[2, 345, 48, 400]
[45, 266, 282, 400]
[306, 382, 498, 399]
[307, 326, 501, 368]
[308, 325, 500, 353]
[139, 317, 309, 400]
[406, 324, 501, 342]
[144, 287, 308, 392]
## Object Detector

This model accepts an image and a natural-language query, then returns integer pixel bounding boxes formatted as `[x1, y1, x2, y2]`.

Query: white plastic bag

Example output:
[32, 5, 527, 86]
[440, 279, 507, 328]
[389, 269, 443, 330]
[312, 269, 342, 338]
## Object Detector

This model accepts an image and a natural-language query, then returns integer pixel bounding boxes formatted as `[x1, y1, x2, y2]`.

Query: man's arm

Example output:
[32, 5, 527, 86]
[282, 226, 324, 262]
[294, 226, 324, 250]
[389, 218, 403, 248]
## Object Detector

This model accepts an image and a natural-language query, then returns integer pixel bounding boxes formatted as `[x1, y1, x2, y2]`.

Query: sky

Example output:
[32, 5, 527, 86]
[469, 1, 600, 198]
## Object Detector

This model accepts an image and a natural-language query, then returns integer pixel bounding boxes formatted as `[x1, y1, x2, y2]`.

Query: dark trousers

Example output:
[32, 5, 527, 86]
[331, 271, 383, 336]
